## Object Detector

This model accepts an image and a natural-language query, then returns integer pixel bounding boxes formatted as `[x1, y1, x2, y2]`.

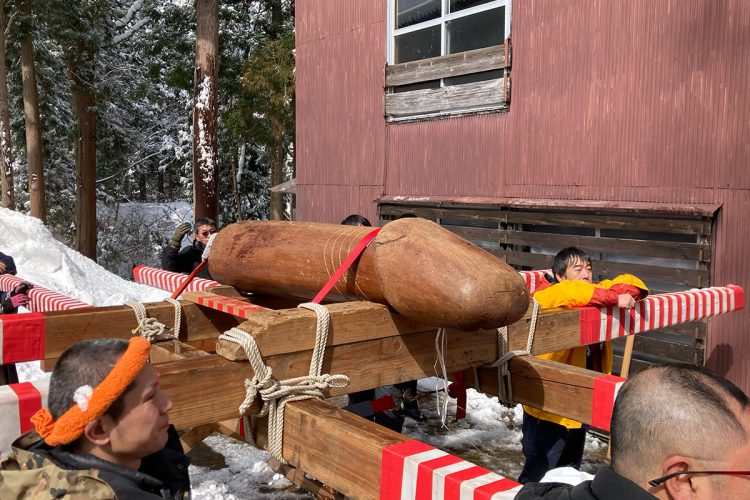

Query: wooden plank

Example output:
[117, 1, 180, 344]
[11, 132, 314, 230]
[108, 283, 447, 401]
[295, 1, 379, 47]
[150, 340, 211, 364]
[281, 399, 410, 500]
[42, 301, 241, 360]
[446, 225, 707, 262]
[380, 204, 709, 235]
[469, 357, 612, 428]
[386, 44, 509, 87]
[612, 335, 702, 364]
[502, 251, 707, 286]
[385, 79, 507, 117]
[268, 458, 344, 500]
[217, 301, 428, 359]
[162, 327, 505, 427]
[179, 423, 218, 454]
[505, 211, 709, 236]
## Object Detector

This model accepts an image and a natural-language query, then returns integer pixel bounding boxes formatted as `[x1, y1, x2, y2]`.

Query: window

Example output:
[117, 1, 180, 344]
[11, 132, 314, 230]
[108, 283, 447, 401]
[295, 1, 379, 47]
[386, 0, 512, 120]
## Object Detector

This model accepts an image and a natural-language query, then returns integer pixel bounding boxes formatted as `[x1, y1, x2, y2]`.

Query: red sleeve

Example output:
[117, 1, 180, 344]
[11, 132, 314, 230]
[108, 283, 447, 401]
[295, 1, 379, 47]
[588, 287, 620, 307]
[610, 283, 647, 300]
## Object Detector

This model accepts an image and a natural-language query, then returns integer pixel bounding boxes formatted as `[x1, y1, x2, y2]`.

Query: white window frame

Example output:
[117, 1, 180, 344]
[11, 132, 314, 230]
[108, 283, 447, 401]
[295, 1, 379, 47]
[386, 0, 512, 68]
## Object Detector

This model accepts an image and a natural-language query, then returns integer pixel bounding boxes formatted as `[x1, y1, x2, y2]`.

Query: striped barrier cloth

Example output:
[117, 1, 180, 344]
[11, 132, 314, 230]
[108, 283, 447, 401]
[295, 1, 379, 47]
[0, 276, 90, 364]
[133, 265, 220, 293]
[0, 274, 90, 312]
[0, 379, 48, 459]
[517, 270, 550, 295]
[380, 440, 521, 500]
[578, 284, 744, 345]
[188, 292, 269, 318]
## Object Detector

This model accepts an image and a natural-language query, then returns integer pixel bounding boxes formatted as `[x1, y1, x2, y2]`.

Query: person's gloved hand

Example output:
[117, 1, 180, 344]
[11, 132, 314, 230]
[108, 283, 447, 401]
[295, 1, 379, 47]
[170, 222, 192, 248]
[2, 293, 28, 313]
[11, 282, 32, 296]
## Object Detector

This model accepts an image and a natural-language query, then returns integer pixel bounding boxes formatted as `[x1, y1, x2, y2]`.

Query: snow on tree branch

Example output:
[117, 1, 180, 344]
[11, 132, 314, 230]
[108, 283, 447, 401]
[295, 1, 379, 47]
[195, 75, 215, 184]
[112, 17, 150, 45]
[114, 0, 144, 28]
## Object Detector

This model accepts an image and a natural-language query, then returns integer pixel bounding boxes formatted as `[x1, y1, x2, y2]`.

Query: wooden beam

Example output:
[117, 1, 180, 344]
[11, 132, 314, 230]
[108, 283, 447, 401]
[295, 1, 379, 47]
[280, 398, 410, 500]
[216, 301, 427, 359]
[467, 356, 622, 430]
[386, 43, 510, 87]
[42, 301, 241, 360]
[160, 327, 501, 428]
[150, 340, 211, 364]
[385, 79, 508, 118]
[268, 458, 344, 500]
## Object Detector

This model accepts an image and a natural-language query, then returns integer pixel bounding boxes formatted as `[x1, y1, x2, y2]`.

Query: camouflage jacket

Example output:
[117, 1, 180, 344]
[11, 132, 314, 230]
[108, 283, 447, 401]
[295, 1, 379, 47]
[1, 431, 190, 499]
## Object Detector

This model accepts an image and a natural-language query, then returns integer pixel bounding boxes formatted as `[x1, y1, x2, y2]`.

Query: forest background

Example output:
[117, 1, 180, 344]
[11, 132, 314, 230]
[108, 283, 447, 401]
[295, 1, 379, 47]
[0, 0, 295, 277]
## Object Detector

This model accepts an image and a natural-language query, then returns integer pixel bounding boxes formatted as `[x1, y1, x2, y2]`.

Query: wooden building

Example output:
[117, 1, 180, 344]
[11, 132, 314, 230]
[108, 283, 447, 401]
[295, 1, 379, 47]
[294, 1, 750, 390]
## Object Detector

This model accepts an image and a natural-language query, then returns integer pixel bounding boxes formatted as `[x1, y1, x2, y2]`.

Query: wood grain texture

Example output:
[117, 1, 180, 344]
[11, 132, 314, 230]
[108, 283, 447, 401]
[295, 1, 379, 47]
[386, 43, 509, 87]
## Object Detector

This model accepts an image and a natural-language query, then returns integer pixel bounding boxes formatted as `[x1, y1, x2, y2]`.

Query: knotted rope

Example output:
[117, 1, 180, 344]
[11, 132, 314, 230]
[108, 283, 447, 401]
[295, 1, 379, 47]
[218, 302, 350, 462]
[125, 298, 182, 343]
[488, 298, 540, 405]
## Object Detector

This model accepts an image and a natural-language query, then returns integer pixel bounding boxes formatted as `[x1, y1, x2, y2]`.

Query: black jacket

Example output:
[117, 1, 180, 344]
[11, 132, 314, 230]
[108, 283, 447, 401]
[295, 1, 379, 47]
[515, 466, 657, 500]
[0, 252, 17, 275]
[28, 426, 190, 499]
[162, 240, 212, 280]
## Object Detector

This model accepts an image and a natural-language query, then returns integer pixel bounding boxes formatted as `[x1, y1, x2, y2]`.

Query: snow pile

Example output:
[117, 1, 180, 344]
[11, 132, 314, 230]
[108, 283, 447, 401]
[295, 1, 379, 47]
[0, 207, 169, 305]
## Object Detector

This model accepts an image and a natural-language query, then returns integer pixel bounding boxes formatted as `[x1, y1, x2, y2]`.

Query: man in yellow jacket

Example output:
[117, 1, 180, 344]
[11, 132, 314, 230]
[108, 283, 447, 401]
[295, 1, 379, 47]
[519, 247, 648, 484]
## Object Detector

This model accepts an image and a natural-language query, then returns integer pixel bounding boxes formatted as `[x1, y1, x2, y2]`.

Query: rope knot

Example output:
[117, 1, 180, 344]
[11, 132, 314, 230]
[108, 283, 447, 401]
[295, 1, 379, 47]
[125, 298, 182, 343]
[490, 298, 540, 406]
[218, 303, 350, 463]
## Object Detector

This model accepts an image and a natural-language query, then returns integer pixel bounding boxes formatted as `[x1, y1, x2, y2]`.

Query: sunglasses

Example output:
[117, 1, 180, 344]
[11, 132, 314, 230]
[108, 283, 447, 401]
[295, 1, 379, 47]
[649, 470, 750, 487]
[199, 230, 216, 237]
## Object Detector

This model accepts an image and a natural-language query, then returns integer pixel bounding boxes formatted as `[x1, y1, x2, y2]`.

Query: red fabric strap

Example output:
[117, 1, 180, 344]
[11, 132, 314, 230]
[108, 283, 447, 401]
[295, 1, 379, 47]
[2, 313, 46, 363]
[312, 228, 381, 304]
[10, 382, 43, 434]
[591, 374, 625, 431]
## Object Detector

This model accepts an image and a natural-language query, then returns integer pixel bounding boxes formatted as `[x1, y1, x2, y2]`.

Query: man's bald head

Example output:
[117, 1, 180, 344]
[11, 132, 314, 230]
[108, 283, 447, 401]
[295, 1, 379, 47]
[610, 364, 749, 486]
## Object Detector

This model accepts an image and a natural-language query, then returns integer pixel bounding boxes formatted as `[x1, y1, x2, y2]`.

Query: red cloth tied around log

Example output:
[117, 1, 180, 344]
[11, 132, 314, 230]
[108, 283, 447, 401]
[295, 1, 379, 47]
[207, 218, 530, 330]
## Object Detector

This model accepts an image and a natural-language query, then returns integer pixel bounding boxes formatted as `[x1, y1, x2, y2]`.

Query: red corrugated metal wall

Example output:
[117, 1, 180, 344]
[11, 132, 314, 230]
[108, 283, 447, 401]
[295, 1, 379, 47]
[296, 0, 750, 389]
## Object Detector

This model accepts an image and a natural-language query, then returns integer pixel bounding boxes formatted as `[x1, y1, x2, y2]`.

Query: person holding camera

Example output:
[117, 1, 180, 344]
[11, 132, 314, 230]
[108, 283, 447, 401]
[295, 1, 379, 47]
[161, 218, 216, 280]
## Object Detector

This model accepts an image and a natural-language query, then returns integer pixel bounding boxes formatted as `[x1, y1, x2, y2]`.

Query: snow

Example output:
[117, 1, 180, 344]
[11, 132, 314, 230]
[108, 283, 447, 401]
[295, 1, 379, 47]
[0, 207, 606, 498]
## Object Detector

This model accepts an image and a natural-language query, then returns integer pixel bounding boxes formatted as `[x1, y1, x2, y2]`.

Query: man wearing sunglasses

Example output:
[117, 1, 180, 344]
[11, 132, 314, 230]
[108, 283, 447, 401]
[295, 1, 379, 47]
[161, 217, 216, 279]
[515, 363, 750, 499]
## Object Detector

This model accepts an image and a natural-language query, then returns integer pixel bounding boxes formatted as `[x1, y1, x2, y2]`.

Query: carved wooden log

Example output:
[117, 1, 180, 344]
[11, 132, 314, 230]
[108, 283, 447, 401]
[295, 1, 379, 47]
[208, 218, 529, 330]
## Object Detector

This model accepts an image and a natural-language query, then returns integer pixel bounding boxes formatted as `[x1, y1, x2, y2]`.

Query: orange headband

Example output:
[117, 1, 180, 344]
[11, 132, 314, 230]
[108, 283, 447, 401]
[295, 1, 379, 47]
[30, 336, 151, 446]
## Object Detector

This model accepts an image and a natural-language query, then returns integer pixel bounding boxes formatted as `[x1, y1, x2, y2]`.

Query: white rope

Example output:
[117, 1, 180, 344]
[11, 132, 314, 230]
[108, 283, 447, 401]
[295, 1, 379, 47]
[432, 328, 451, 428]
[489, 298, 540, 406]
[125, 298, 182, 343]
[218, 302, 350, 463]
[201, 232, 217, 261]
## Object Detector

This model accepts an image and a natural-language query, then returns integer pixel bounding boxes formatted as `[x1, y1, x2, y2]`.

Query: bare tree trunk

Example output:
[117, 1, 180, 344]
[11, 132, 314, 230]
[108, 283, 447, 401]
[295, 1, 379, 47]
[0, 0, 15, 209]
[19, 0, 45, 222]
[269, 117, 284, 221]
[157, 167, 164, 201]
[192, 0, 218, 222]
[72, 87, 97, 259]
[230, 144, 242, 221]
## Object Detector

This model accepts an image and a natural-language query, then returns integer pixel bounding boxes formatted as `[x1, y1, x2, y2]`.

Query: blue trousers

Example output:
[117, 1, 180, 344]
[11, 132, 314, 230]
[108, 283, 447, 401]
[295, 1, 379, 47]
[518, 411, 587, 484]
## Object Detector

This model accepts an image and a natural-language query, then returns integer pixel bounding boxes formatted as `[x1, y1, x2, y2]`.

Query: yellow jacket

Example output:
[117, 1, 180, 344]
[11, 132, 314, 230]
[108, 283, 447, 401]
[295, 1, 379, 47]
[523, 274, 648, 428]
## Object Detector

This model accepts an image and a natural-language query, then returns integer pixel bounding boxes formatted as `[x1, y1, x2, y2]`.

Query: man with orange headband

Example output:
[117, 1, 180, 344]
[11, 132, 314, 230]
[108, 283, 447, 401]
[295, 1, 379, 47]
[519, 247, 648, 484]
[0, 337, 190, 498]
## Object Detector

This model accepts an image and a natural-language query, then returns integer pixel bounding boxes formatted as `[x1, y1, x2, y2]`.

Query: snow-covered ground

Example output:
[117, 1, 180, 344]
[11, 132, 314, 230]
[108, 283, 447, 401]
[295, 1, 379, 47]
[0, 206, 605, 499]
